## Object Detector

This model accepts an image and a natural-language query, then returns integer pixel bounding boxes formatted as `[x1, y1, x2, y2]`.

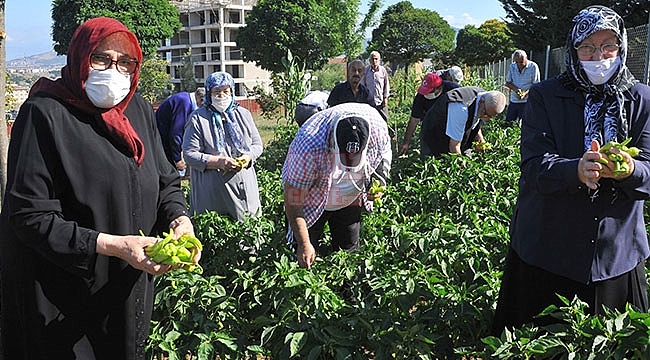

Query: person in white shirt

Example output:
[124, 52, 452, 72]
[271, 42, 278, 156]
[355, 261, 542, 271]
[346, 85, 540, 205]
[419, 87, 506, 158]
[504, 50, 540, 125]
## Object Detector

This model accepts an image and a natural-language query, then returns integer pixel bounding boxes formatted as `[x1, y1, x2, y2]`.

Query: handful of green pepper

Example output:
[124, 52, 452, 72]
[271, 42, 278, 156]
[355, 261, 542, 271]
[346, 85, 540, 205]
[472, 141, 493, 152]
[235, 156, 248, 168]
[595, 138, 642, 176]
[143, 230, 203, 273]
[369, 179, 386, 208]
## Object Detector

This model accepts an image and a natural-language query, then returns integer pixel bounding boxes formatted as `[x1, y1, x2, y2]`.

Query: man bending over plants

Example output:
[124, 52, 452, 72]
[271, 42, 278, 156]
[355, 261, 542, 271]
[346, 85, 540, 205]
[282, 102, 391, 298]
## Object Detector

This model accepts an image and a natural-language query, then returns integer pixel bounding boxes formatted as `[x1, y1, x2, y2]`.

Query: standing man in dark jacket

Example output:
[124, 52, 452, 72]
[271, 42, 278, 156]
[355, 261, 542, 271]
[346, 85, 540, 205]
[328, 59, 372, 107]
[156, 88, 205, 173]
[419, 87, 506, 158]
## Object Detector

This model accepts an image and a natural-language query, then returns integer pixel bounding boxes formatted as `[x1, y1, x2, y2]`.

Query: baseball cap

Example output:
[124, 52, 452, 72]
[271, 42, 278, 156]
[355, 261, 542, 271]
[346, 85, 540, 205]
[335, 116, 369, 168]
[417, 73, 443, 95]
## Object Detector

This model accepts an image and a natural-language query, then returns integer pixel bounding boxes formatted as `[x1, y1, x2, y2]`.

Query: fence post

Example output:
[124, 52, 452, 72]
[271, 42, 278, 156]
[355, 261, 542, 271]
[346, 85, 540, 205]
[544, 45, 551, 81]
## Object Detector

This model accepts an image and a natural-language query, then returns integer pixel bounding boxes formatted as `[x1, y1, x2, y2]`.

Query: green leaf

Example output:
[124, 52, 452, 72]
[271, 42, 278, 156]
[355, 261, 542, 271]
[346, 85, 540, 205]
[289, 332, 307, 357]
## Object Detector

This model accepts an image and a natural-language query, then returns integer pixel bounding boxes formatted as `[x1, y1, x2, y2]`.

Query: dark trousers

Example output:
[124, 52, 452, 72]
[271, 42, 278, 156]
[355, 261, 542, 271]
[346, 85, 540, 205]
[307, 204, 362, 256]
[492, 247, 648, 335]
[505, 102, 526, 123]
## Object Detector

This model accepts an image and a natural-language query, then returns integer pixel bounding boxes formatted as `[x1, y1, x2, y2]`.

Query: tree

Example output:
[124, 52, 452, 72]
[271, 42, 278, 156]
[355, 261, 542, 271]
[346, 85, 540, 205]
[456, 19, 515, 66]
[367, 1, 455, 75]
[317, 0, 382, 62]
[499, 0, 650, 51]
[138, 57, 173, 106]
[52, 0, 182, 58]
[179, 49, 197, 93]
[238, 0, 381, 72]
[4, 73, 16, 110]
[238, 0, 331, 72]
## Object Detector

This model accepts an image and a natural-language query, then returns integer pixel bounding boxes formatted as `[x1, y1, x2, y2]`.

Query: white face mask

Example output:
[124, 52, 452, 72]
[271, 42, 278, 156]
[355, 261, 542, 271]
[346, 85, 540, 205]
[211, 95, 232, 113]
[580, 56, 621, 85]
[424, 90, 441, 100]
[84, 68, 131, 108]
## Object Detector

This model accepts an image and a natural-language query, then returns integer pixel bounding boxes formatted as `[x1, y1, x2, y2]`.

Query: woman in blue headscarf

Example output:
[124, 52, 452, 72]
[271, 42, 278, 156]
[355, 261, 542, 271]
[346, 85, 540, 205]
[183, 72, 263, 221]
[492, 5, 650, 334]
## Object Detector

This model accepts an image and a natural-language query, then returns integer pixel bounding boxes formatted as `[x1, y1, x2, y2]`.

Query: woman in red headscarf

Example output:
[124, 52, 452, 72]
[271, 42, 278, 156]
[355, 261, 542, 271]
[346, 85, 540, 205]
[0, 17, 199, 359]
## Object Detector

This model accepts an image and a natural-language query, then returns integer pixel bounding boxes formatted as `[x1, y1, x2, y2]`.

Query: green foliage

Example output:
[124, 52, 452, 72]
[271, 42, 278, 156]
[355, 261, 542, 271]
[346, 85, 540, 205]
[309, 62, 345, 93]
[179, 49, 197, 93]
[51, 0, 181, 57]
[456, 20, 515, 66]
[256, 123, 298, 173]
[462, 67, 502, 91]
[368, 1, 455, 74]
[245, 49, 322, 132]
[498, 0, 650, 51]
[268, 50, 310, 123]
[148, 74, 650, 358]
[239, 0, 357, 72]
[483, 295, 650, 359]
[4, 73, 17, 110]
[248, 84, 282, 122]
[138, 57, 172, 105]
[388, 67, 422, 109]
[238, 0, 378, 71]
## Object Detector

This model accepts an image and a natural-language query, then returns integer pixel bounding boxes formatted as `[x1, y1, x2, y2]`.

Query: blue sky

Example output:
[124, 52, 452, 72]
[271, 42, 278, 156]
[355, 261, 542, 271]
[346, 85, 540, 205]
[5, 0, 507, 61]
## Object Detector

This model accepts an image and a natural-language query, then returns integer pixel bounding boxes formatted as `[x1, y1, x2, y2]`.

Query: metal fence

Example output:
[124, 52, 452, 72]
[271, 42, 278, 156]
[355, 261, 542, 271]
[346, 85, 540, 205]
[477, 22, 650, 86]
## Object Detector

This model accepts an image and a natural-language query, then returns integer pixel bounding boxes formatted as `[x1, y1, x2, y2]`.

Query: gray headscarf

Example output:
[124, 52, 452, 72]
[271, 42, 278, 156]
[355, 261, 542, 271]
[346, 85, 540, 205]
[558, 5, 637, 150]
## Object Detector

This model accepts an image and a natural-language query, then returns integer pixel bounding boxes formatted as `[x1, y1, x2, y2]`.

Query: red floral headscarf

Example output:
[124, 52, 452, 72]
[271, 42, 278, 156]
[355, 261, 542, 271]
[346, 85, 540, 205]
[30, 17, 145, 166]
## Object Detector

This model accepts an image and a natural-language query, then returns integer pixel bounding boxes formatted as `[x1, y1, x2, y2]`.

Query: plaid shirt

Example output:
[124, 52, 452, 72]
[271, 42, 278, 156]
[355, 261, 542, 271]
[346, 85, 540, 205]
[282, 103, 392, 242]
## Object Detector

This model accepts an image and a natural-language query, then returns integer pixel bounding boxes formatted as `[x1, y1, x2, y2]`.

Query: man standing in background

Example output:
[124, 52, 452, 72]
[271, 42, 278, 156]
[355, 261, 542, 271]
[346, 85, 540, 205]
[363, 51, 390, 121]
[328, 59, 372, 107]
[504, 50, 540, 126]
[155, 88, 206, 174]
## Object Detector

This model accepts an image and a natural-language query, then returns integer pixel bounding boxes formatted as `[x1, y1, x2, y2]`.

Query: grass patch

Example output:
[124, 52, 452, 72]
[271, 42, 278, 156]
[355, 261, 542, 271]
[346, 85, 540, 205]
[252, 110, 285, 145]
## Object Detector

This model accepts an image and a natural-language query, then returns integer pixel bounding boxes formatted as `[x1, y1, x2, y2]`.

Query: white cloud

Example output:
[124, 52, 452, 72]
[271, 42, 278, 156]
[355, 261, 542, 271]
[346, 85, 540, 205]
[444, 12, 485, 29]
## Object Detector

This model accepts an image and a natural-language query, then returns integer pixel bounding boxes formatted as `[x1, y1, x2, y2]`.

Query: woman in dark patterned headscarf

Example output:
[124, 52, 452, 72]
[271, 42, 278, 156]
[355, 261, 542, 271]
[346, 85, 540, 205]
[492, 5, 650, 335]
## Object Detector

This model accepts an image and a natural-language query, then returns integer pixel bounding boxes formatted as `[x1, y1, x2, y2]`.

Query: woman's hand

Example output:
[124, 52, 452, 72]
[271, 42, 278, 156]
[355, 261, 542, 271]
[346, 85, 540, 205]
[578, 140, 605, 190]
[96, 233, 173, 275]
[599, 146, 635, 180]
[208, 155, 240, 172]
[235, 154, 252, 170]
[169, 215, 194, 238]
[169, 216, 201, 265]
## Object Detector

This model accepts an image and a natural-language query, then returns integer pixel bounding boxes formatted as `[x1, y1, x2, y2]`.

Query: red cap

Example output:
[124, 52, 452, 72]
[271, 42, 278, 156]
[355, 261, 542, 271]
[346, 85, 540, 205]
[417, 73, 443, 95]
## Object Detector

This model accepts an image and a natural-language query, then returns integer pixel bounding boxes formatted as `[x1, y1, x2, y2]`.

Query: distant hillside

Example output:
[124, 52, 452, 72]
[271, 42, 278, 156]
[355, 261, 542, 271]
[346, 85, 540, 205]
[7, 51, 67, 69]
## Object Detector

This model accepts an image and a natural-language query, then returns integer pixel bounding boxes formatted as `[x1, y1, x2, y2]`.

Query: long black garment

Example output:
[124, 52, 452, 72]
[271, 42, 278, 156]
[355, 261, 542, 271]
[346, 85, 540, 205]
[0, 92, 188, 359]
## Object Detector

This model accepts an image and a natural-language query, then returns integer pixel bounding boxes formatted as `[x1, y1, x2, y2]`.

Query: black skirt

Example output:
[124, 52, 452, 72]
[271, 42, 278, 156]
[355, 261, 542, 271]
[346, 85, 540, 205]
[492, 247, 648, 335]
